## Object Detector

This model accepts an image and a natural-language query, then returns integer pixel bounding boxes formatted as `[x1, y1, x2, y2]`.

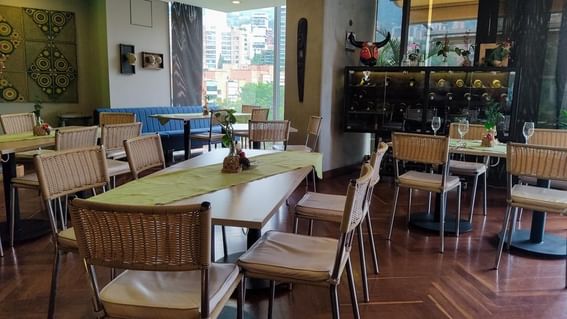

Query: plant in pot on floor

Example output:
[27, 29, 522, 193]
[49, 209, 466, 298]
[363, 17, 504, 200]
[481, 101, 503, 147]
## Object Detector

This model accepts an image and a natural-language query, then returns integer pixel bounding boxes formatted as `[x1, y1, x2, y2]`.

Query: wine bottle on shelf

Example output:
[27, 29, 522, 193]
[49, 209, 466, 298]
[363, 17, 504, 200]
[409, 78, 416, 87]
[428, 92, 436, 101]
[446, 92, 454, 101]
[464, 92, 472, 101]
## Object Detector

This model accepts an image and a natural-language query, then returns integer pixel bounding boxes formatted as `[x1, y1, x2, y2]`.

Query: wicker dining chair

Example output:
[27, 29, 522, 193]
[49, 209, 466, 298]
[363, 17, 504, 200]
[248, 120, 290, 150]
[293, 143, 389, 303]
[191, 110, 225, 152]
[101, 122, 142, 159]
[70, 199, 244, 319]
[251, 108, 270, 121]
[99, 112, 136, 126]
[124, 134, 166, 179]
[494, 143, 567, 288]
[387, 132, 462, 253]
[33, 146, 110, 319]
[242, 104, 259, 113]
[521, 128, 567, 189]
[273, 115, 322, 152]
[238, 163, 373, 319]
[448, 123, 488, 222]
[0, 112, 36, 134]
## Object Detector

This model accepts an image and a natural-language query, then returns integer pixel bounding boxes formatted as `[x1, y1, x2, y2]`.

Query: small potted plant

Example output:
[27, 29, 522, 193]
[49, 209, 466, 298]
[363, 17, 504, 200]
[481, 101, 503, 147]
[32, 101, 51, 136]
[215, 109, 241, 173]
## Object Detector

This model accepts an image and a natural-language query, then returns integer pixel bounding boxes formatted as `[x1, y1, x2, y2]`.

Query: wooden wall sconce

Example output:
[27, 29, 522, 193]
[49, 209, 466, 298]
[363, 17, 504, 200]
[120, 44, 136, 74]
[142, 52, 164, 69]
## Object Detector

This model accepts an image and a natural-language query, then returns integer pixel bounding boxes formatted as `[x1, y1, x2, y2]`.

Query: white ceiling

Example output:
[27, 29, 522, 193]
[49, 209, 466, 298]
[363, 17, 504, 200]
[160, 0, 285, 12]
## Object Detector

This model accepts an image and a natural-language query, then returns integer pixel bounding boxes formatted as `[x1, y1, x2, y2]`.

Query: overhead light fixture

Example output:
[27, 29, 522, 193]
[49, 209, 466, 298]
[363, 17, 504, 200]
[232, 0, 240, 4]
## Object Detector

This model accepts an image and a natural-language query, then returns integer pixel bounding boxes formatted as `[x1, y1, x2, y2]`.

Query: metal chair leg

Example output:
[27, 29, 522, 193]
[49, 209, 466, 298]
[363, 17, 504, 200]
[365, 213, 379, 274]
[440, 192, 446, 253]
[237, 277, 244, 319]
[221, 226, 228, 259]
[356, 225, 369, 302]
[427, 192, 432, 214]
[507, 207, 519, 250]
[0, 229, 3, 257]
[468, 175, 479, 223]
[312, 169, 317, 192]
[308, 220, 313, 236]
[293, 216, 299, 234]
[48, 248, 61, 319]
[346, 258, 361, 319]
[387, 186, 400, 240]
[10, 185, 16, 247]
[268, 280, 275, 319]
[407, 188, 413, 223]
[456, 185, 462, 237]
[494, 205, 513, 269]
[330, 285, 340, 319]
[482, 172, 488, 216]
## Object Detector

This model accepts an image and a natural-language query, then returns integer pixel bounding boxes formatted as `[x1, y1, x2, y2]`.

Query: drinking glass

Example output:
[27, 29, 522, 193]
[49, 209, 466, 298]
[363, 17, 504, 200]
[522, 121, 535, 144]
[458, 119, 469, 146]
[431, 116, 441, 136]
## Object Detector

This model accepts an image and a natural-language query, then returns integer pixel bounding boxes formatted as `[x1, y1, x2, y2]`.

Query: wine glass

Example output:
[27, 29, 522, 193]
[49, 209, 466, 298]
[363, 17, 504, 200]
[458, 119, 469, 146]
[522, 122, 535, 144]
[431, 116, 441, 136]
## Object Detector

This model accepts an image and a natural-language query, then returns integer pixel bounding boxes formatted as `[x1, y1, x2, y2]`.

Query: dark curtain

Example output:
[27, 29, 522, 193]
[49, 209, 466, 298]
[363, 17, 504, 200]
[171, 3, 203, 106]
[556, 1, 567, 124]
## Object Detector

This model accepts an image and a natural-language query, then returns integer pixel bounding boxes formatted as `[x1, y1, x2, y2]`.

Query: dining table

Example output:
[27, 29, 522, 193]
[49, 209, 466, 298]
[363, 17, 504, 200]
[409, 138, 564, 257]
[150, 112, 252, 160]
[88, 149, 322, 262]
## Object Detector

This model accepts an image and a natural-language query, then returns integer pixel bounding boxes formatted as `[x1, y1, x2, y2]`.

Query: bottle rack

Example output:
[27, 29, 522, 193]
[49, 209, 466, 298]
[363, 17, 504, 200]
[344, 66, 516, 136]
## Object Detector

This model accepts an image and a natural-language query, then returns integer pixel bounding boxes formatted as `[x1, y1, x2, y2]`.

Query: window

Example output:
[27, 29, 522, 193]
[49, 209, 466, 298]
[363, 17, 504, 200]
[203, 6, 286, 119]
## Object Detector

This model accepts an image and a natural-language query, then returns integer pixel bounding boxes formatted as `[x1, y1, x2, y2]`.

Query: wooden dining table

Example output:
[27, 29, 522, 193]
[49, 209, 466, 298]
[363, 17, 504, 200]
[89, 149, 317, 261]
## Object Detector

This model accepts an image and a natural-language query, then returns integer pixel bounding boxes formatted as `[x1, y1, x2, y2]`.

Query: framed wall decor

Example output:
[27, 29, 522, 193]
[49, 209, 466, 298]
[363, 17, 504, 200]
[119, 44, 135, 74]
[142, 51, 163, 69]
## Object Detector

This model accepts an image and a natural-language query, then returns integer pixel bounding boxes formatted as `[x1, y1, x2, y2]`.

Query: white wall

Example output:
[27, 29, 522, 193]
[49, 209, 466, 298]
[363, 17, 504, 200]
[105, 0, 171, 107]
[0, 0, 104, 128]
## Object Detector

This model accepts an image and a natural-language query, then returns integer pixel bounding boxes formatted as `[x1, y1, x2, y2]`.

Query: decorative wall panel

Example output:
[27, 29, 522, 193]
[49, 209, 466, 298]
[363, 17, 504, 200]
[0, 5, 77, 103]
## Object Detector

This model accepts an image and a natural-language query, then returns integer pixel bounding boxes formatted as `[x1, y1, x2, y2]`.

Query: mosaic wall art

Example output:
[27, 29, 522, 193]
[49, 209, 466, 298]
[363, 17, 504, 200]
[0, 5, 77, 103]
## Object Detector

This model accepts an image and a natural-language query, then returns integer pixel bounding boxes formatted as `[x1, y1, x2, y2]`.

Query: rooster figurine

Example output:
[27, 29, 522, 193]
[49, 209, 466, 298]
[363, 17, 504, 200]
[348, 32, 391, 66]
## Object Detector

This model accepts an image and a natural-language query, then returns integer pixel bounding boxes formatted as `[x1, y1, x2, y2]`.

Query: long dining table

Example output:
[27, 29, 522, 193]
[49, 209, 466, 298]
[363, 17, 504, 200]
[88, 149, 322, 261]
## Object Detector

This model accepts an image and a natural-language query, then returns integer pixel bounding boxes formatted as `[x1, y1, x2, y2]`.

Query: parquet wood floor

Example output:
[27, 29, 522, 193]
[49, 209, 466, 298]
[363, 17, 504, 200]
[0, 169, 566, 318]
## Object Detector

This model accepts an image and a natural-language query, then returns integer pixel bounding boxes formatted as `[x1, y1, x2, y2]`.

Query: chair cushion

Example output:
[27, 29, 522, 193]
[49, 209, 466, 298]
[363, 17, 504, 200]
[192, 132, 224, 142]
[99, 263, 240, 319]
[273, 144, 312, 152]
[519, 176, 567, 190]
[57, 227, 77, 249]
[107, 159, 131, 177]
[238, 231, 337, 284]
[449, 160, 486, 175]
[295, 192, 345, 223]
[511, 184, 567, 213]
[11, 173, 39, 188]
[106, 149, 127, 160]
[398, 171, 460, 192]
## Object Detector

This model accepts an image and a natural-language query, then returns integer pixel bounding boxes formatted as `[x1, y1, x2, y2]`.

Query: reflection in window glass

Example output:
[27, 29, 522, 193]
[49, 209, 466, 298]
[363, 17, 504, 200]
[407, 0, 479, 67]
[375, 0, 403, 66]
[537, 11, 562, 127]
[203, 7, 286, 119]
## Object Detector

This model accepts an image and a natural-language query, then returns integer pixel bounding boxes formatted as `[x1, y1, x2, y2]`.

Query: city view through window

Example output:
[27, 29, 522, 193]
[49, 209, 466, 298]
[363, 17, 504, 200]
[203, 6, 286, 119]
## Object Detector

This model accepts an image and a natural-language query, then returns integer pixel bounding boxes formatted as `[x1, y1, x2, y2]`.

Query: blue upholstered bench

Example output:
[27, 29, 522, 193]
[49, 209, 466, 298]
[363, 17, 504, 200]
[94, 106, 220, 162]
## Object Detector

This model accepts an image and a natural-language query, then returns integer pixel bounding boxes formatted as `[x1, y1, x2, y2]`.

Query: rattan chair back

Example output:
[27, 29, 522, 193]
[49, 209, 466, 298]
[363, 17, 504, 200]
[369, 142, 389, 187]
[507, 143, 567, 182]
[99, 112, 136, 126]
[34, 146, 110, 201]
[251, 108, 270, 121]
[0, 112, 36, 134]
[392, 132, 449, 166]
[55, 126, 98, 151]
[70, 199, 211, 270]
[448, 123, 486, 140]
[305, 115, 322, 151]
[124, 134, 166, 179]
[242, 105, 259, 113]
[101, 122, 142, 151]
[529, 128, 567, 148]
[248, 120, 290, 148]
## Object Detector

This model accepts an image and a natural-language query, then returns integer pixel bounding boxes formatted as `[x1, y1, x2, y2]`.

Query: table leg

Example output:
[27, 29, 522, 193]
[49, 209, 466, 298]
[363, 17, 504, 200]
[2, 154, 17, 230]
[183, 121, 191, 160]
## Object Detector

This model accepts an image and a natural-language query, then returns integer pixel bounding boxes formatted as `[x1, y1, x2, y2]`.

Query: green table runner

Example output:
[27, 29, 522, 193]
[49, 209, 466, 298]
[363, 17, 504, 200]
[90, 151, 322, 205]
[449, 139, 507, 154]
[0, 132, 52, 143]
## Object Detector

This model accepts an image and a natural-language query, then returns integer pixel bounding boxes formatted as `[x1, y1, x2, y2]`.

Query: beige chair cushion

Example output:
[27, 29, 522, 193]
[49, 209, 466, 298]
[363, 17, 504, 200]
[398, 171, 460, 192]
[107, 159, 131, 177]
[449, 160, 486, 175]
[15, 149, 55, 159]
[511, 184, 567, 213]
[106, 149, 127, 160]
[519, 176, 567, 190]
[295, 192, 345, 223]
[238, 231, 337, 284]
[11, 173, 39, 188]
[100, 263, 240, 319]
[272, 144, 311, 152]
[57, 227, 77, 249]
[192, 132, 224, 141]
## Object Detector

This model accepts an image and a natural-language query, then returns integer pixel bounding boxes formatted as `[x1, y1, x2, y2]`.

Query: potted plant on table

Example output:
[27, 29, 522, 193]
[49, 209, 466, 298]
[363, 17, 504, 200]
[215, 109, 242, 173]
[481, 101, 503, 147]
[32, 101, 50, 136]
